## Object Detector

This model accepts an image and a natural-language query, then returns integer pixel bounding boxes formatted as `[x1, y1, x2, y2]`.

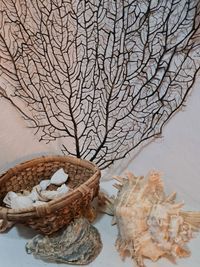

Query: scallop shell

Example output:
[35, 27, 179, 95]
[26, 217, 102, 265]
[101, 171, 200, 267]
[50, 168, 68, 185]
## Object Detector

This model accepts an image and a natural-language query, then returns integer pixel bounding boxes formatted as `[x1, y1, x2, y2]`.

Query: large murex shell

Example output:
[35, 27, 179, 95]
[26, 217, 102, 265]
[101, 171, 200, 267]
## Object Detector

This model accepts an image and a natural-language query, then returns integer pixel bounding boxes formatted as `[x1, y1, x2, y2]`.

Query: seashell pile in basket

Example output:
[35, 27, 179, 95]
[0, 155, 101, 235]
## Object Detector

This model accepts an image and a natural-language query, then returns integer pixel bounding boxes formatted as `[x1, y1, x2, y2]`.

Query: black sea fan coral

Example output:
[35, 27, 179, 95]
[0, 0, 200, 169]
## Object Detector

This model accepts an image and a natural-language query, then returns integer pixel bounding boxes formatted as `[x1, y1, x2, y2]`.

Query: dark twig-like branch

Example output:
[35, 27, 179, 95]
[0, 0, 200, 169]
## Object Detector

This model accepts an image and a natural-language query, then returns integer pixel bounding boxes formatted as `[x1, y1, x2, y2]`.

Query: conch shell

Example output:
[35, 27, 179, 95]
[100, 171, 200, 267]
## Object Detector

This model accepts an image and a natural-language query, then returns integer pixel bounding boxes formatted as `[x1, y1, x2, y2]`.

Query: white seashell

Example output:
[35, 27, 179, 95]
[57, 184, 69, 194]
[11, 196, 33, 209]
[33, 201, 46, 207]
[3, 192, 18, 208]
[40, 190, 58, 201]
[50, 168, 68, 185]
[32, 184, 42, 192]
[39, 180, 51, 191]
[28, 184, 42, 202]
[28, 190, 40, 202]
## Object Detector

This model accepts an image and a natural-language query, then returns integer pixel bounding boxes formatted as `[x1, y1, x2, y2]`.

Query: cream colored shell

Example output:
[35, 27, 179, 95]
[101, 171, 200, 267]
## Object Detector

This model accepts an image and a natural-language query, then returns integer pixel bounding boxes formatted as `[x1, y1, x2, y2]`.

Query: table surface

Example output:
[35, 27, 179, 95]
[0, 178, 200, 267]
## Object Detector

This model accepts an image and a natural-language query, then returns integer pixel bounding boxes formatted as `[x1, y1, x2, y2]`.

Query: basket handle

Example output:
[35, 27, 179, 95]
[0, 208, 14, 232]
[77, 184, 93, 197]
[0, 219, 14, 232]
[35, 203, 52, 217]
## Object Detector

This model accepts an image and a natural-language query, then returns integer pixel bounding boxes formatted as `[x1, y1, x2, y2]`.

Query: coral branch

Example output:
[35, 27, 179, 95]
[0, 0, 200, 169]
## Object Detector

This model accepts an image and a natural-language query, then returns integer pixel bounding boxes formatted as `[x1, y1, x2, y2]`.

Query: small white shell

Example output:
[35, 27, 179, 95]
[57, 184, 69, 194]
[50, 168, 68, 185]
[39, 180, 51, 191]
[32, 184, 42, 192]
[28, 190, 39, 202]
[28, 184, 42, 202]
[40, 190, 58, 201]
[11, 196, 33, 209]
[3, 192, 18, 208]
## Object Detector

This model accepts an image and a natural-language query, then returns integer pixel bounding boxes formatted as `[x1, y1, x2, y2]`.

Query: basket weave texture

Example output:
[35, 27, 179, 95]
[0, 155, 101, 235]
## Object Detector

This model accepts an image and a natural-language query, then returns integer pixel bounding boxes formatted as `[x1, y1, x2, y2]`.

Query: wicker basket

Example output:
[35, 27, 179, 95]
[0, 155, 101, 235]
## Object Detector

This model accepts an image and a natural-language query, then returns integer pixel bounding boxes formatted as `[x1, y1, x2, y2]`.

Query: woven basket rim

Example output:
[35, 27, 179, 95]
[0, 155, 101, 221]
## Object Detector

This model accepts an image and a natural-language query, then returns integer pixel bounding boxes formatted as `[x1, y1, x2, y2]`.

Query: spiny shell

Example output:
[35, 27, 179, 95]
[26, 218, 102, 265]
[102, 171, 200, 267]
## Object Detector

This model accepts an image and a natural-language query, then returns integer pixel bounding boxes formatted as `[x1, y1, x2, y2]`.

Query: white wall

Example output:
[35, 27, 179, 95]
[0, 99, 59, 173]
